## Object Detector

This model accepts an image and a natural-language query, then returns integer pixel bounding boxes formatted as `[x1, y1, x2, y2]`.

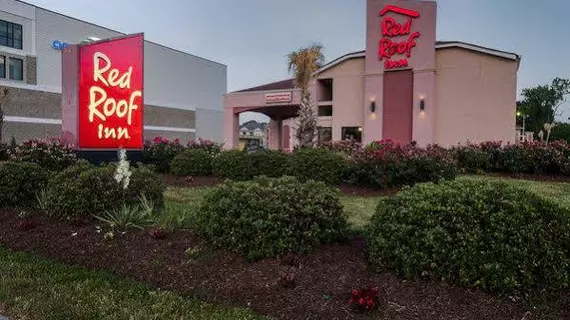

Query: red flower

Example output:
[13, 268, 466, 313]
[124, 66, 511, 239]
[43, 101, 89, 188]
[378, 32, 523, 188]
[349, 286, 379, 312]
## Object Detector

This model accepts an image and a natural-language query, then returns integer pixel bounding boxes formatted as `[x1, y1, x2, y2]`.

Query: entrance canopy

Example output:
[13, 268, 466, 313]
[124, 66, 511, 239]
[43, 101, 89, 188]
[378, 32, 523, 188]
[223, 79, 303, 150]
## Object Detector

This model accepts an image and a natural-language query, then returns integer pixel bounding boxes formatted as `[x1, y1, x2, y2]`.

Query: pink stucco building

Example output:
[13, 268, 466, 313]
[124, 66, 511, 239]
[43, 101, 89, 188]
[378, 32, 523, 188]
[223, 0, 520, 151]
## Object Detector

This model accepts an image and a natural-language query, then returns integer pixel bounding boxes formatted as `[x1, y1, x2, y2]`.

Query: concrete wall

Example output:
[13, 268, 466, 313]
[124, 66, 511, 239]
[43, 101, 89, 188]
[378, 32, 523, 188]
[0, 85, 196, 143]
[316, 58, 365, 141]
[434, 48, 518, 146]
[34, 8, 120, 91]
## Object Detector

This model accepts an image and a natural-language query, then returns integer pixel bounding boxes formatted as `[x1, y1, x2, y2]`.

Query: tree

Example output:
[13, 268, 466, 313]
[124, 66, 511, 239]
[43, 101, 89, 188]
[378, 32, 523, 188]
[287, 44, 325, 148]
[516, 78, 570, 137]
[549, 122, 570, 143]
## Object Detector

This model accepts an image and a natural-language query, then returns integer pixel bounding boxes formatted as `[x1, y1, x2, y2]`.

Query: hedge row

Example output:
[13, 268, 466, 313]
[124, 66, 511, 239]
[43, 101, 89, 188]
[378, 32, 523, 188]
[168, 142, 457, 190]
[3, 138, 77, 171]
[451, 141, 570, 175]
[142, 137, 223, 173]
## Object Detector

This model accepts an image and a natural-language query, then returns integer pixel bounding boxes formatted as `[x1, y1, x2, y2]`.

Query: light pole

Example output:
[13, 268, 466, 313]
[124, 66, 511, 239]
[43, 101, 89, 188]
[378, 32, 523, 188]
[517, 111, 529, 142]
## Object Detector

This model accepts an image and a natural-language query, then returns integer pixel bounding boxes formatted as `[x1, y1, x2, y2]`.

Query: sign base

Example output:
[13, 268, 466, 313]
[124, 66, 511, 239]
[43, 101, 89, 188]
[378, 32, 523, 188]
[76, 150, 143, 166]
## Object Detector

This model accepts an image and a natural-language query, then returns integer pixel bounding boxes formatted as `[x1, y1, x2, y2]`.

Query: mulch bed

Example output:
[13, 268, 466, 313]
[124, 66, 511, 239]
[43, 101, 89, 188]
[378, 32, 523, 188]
[163, 175, 398, 197]
[1, 211, 568, 320]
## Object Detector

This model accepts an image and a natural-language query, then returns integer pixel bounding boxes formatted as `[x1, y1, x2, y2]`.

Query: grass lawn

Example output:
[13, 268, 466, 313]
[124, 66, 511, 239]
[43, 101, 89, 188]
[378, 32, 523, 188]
[459, 175, 570, 209]
[165, 187, 382, 231]
[165, 176, 570, 231]
[0, 247, 266, 320]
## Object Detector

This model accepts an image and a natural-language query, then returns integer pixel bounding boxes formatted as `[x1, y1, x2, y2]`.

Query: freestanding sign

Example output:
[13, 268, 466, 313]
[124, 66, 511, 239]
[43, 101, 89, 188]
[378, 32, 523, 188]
[62, 33, 144, 150]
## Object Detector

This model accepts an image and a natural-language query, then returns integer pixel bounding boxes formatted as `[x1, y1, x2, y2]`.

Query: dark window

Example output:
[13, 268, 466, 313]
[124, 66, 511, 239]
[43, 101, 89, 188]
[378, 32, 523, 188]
[318, 127, 332, 143]
[318, 105, 333, 117]
[342, 127, 362, 143]
[9, 57, 23, 81]
[318, 78, 333, 102]
[0, 56, 5, 79]
[0, 20, 23, 50]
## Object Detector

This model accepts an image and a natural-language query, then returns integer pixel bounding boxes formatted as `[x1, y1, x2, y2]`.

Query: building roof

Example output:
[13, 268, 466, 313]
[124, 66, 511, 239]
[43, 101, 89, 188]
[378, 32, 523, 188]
[231, 41, 521, 93]
[234, 79, 295, 93]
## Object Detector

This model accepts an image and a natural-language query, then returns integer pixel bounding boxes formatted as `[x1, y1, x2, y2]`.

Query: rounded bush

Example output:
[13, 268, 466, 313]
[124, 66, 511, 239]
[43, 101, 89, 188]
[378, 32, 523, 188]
[248, 150, 288, 178]
[367, 179, 570, 301]
[197, 176, 348, 260]
[126, 165, 166, 209]
[45, 163, 165, 219]
[286, 148, 346, 184]
[171, 149, 213, 177]
[0, 161, 49, 208]
[212, 150, 251, 180]
[46, 165, 123, 219]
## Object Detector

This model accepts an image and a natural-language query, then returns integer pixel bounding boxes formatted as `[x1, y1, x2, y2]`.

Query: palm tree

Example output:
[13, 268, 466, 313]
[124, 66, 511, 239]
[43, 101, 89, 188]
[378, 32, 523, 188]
[287, 44, 325, 148]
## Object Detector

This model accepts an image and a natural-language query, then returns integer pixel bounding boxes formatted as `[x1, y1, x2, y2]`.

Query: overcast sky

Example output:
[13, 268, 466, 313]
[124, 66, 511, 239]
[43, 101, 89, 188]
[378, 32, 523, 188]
[25, 0, 570, 121]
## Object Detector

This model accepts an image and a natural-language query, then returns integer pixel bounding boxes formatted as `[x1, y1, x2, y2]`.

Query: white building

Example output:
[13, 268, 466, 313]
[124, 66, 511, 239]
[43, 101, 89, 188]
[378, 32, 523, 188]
[0, 0, 227, 143]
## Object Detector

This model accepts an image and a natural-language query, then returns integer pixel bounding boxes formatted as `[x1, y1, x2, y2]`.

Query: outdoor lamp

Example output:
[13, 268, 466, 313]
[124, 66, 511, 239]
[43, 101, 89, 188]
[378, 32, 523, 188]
[369, 98, 376, 113]
[419, 98, 425, 111]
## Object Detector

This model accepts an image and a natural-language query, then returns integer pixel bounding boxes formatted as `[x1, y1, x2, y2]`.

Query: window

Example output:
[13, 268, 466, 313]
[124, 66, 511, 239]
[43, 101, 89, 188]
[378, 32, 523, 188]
[0, 20, 23, 50]
[317, 78, 333, 102]
[9, 57, 23, 81]
[0, 56, 5, 79]
[318, 105, 333, 117]
[318, 127, 332, 143]
[342, 127, 362, 143]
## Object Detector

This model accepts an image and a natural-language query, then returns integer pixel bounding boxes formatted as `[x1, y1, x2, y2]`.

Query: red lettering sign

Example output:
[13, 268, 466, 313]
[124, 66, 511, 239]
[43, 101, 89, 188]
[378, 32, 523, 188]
[78, 34, 144, 149]
[378, 5, 420, 70]
[265, 92, 292, 104]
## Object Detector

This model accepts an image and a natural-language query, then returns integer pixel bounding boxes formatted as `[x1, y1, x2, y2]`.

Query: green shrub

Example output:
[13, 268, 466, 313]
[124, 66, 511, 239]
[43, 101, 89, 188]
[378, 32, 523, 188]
[367, 179, 570, 301]
[0, 161, 49, 208]
[452, 145, 492, 173]
[349, 143, 456, 189]
[142, 137, 185, 173]
[171, 149, 213, 177]
[286, 148, 346, 184]
[212, 150, 251, 180]
[46, 165, 123, 219]
[45, 163, 165, 219]
[196, 176, 348, 260]
[8, 138, 77, 171]
[126, 165, 166, 209]
[248, 150, 288, 178]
